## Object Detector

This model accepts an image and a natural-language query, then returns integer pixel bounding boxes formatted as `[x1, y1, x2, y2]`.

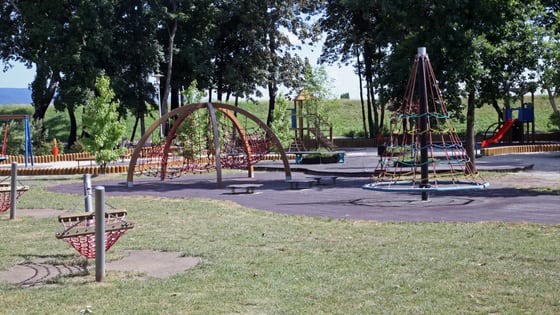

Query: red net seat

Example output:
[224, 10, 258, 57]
[0, 184, 29, 213]
[56, 210, 134, 259]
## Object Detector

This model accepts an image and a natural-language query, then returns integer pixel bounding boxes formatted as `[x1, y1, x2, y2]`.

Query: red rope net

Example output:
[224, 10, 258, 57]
[0, 185, 29, 213]
[57, 212, 132, 259]
[133, 109, 273, 179]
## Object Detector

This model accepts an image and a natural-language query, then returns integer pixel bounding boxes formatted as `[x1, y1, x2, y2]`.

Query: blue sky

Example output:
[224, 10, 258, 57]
[0, 48, 360, 99]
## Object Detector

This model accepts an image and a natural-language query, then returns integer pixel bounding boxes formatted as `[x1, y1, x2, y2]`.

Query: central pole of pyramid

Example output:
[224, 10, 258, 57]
[417, 47, 430, 201]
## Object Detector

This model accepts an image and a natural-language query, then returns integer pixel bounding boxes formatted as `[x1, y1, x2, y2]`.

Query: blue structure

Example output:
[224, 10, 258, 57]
[0, 115, 34, 167]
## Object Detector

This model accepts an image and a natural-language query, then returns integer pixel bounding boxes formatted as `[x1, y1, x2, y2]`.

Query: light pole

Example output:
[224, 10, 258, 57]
[154, 74, 164, 139]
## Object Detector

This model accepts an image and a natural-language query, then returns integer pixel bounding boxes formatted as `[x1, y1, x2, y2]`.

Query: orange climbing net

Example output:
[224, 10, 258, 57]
[56, 210, 134, 259]
[134, 107, 273, 180]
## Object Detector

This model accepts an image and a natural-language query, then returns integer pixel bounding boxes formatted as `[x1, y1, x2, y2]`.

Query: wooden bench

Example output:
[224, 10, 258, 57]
[226, 184, 263, 194]
[294, 151, 345, 164]
[285, 179, 316, 190]
[306, 175, 338, 185]
[76, 156, 96, 167]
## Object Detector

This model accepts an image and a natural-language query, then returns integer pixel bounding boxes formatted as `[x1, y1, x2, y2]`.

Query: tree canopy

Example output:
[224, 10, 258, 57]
[1, 0, 559, 150]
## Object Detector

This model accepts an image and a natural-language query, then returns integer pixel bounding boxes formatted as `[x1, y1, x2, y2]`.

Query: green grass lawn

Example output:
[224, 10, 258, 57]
[0, 174, 559, 314]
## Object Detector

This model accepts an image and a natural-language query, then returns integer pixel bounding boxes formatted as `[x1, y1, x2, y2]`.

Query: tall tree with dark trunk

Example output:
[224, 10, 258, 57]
[109, 1, 161, 140]
[318, 0, 388, 138]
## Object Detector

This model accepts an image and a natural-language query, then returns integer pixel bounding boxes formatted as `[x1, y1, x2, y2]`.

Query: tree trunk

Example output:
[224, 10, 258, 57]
[161, 14, 178, 136]
[356, 49, 367, 137]
[465, 89, 477, 174]
[363, 45, 376, 138]
[492, 99, 503, 122]
[376, 46, 385, 134]
[170, 85, 180, 111]
[31, 64, 59, 120]
[140, 113, 146, 136]
[266, 30, 278, 126]
[546, 88, 559, 115]
[130, 114, 139, 143]
[267, 81, 277, 127]
[67, 107, 78, 149]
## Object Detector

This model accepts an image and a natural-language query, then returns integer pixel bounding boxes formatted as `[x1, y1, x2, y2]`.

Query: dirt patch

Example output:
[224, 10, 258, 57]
[1, 208, 64, 219]
[488, 171, 560, 189]
[0, 250, 201, 288]
[106, 250, 201, 279]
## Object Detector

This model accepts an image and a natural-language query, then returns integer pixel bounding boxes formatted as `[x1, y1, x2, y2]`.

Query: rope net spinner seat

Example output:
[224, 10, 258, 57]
[0, 183, 29, 213]
[56, 210, 134, 259]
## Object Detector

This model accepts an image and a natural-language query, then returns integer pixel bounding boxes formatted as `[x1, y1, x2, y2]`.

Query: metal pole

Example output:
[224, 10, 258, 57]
[207, 103, 223, 187]
[95, 186, 106, 282]
[9, 162, 17, 220]
[417, 47, 430, 201]
[83, 174, 92, 212]
[154, 74, 164, 139]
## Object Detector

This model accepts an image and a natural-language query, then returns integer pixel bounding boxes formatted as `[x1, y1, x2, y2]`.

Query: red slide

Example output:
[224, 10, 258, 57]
[481, 119, 516, 148]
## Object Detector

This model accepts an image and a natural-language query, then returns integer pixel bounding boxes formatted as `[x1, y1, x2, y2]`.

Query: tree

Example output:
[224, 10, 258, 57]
[81, 75, 126, 169]
[208, 0, 269, 103]
[255, 0, 319, 126]
[108, 0, 162, 141]
[318, 0, 390, 138]
[538, 0, 560, 129]
[371, 0, 544, 171]
[1, 1, 117, 149]
[0, 1, 65, 120]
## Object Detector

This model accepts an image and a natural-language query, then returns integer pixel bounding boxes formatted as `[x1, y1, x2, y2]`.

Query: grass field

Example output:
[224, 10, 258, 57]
[1, 94, 557, 149]
[0, 173, 559, 314]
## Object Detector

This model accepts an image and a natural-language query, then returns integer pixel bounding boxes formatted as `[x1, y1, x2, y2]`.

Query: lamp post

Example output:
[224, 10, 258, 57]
[154, 74, 164, 139]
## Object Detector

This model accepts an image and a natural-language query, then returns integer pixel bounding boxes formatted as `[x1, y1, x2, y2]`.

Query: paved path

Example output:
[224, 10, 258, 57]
[48, 149, 560, 224]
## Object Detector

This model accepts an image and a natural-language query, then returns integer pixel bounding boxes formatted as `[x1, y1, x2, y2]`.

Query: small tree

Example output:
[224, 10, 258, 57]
[181, 80, 207, 105]
[81, 75, 126, 170]
[270, 96, 292, 150]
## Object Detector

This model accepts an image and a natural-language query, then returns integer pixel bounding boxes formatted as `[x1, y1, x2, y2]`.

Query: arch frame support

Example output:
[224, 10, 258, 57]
[127, 102, 291, 187]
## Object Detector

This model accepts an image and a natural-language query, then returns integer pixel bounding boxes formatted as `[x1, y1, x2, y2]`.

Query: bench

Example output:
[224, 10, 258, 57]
[76, 156, 96, 167]
[294, 151, 345, 164]
[306, 175, 338, 185]
[285, 179, 316, 190]
[226, 184, 263, 194]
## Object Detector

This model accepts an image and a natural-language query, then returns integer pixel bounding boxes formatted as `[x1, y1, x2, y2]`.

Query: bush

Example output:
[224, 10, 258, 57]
[81, 75, 126, 166]
[548, 112, 560, 130]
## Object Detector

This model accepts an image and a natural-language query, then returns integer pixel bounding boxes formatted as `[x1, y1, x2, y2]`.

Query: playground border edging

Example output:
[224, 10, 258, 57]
[481, 144, 560, 156]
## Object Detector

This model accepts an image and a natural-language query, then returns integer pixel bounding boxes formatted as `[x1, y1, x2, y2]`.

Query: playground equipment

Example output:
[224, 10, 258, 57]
[56, 181, 133, 259]
[1, 124, 8, 161]
[127, 102, 292, 187]
[288, 90, 335, 151]
[0, 115, 34, 167]
[56, 209, 133, 259]
[481, 118, 516, 147]
[0, 162, 28, 215]
[56, 185, 133, 282]
[363, 47, 489, 201]
[482, 101, 535, 148]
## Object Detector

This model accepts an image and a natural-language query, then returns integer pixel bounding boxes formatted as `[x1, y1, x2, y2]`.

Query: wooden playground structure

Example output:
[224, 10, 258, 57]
[126, 102, 292, 187]
[288, 90, 336, 152]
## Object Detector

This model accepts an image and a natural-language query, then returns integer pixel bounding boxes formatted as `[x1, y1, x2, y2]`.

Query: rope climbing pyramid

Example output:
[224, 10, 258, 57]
[363, 47, 489, 200]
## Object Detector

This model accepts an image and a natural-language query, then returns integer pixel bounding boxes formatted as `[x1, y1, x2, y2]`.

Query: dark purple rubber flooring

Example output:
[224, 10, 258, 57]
[48, 150, 560, 224]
